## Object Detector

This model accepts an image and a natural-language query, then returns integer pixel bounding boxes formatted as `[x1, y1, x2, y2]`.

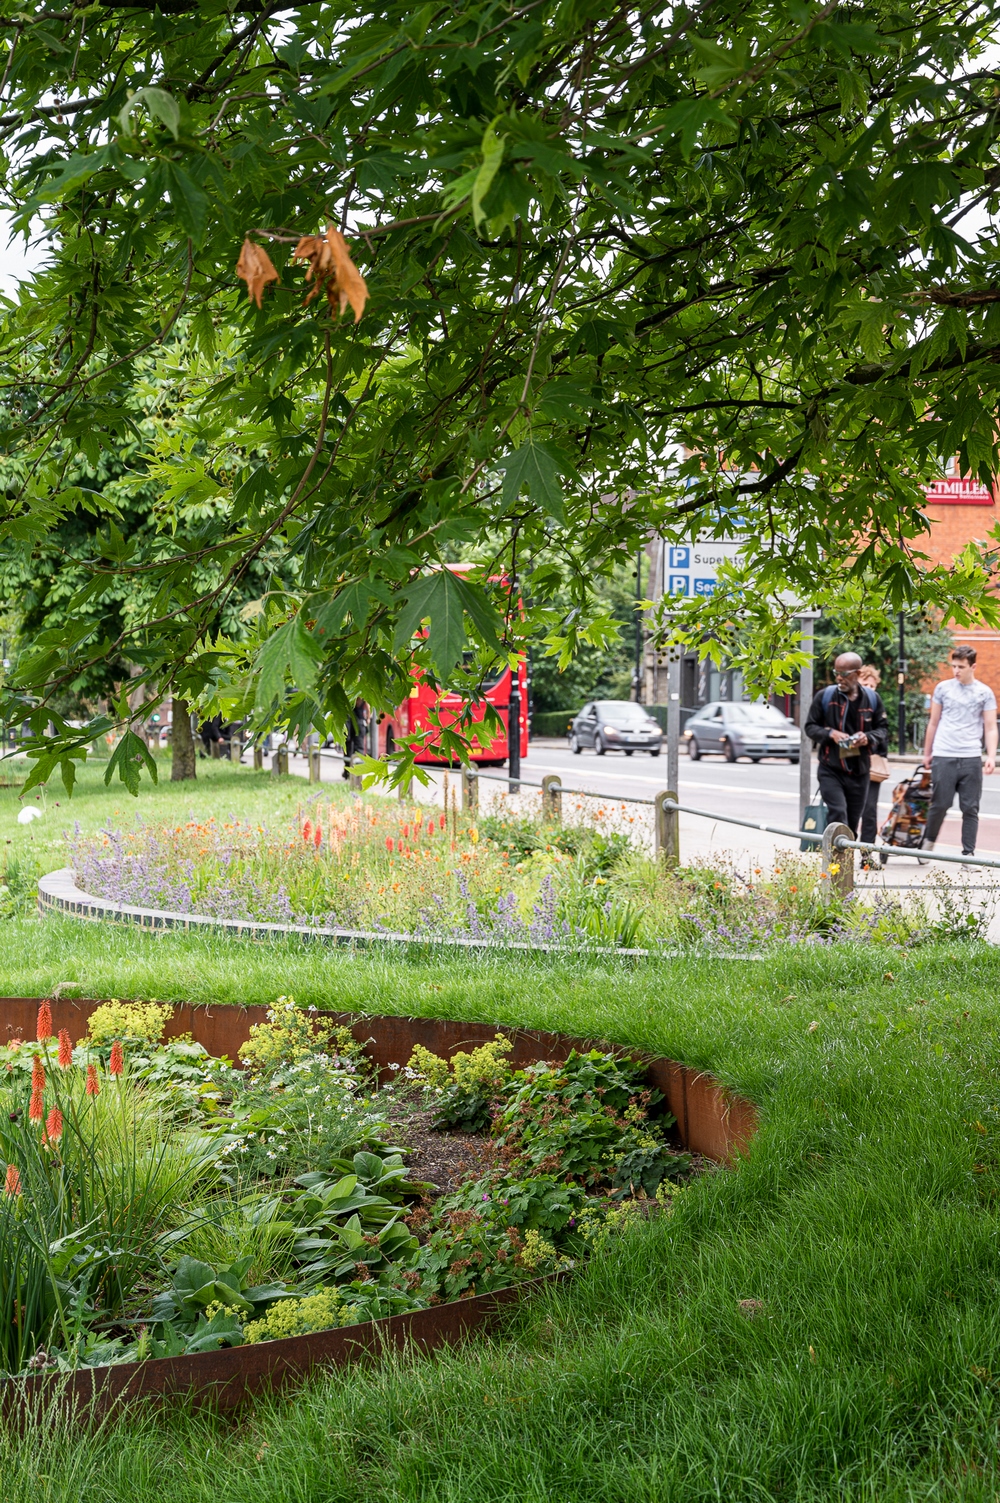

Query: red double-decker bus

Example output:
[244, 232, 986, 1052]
[378, 657, 528, 765]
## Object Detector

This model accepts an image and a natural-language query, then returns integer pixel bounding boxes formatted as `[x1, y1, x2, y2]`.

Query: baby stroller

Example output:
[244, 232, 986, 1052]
[879, 767, 933, 850]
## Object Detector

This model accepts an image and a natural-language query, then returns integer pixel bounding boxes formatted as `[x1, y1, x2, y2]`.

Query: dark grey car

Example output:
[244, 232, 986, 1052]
[569, 700, 663, 756]
[684, 702, 800, 763]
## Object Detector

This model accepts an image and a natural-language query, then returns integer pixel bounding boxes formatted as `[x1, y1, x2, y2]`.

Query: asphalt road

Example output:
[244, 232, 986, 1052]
[520, 739, 1000, 855]
[302, 738, 1000, 857]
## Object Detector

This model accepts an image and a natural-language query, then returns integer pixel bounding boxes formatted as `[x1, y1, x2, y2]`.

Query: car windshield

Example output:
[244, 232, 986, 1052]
[725, 703, 792, 726]
[596, 702, 655, 724]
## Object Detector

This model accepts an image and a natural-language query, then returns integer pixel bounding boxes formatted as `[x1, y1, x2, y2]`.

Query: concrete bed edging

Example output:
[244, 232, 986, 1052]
[37, 867, 764, 962]
[0, 998, 758, 1421]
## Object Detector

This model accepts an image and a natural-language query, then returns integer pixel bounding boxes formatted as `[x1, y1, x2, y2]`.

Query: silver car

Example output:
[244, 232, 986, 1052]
[684, 702, 800, 763]
[569, 700, 663, 756]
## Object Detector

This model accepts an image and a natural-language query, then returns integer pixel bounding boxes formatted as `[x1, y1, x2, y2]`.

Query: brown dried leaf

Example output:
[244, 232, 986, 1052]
[292, 234, 332, 305]
[235, 238, 279, 309]
[291, 227, 367, 321]
[325, 225, 368, 321]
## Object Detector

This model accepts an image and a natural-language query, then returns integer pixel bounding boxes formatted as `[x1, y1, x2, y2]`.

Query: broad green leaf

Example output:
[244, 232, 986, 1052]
[119, 86, 181, 140]
[472, 120, 506, 230]
[104, 732, 158, 797]
[499, 442, 565, 522]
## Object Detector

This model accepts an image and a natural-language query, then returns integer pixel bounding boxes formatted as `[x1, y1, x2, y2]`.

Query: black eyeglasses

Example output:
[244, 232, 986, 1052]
[834, 668, 859, 679]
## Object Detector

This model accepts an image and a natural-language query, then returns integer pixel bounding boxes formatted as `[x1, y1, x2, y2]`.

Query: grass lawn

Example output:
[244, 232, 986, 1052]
[1, 759, 316, 888]
[2, 913, 1000, 1500]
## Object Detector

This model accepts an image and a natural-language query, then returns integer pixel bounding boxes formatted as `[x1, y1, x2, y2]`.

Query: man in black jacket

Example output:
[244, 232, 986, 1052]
[805, 652, 890, 838]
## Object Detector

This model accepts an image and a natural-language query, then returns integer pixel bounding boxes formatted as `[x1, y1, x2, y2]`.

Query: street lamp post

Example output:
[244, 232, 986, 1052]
[897, 612, 907, 756]
[508, 570, 521, 793]
[797, 611, 821, 830]
[633, 547, 643, 702]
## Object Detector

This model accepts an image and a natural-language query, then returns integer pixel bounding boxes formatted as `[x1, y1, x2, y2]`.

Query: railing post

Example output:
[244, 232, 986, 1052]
[229, 733, 242, 764]
[309, 749, 322, 783]
[542, 774, 562, 823]
[348, 754, 364, 792]
[821, 822, 854, 900]
[462, 767, 478, 812]
[273, 743, 289, 777]
[654, 789, 680, 868]
[253, 744, 263, 772]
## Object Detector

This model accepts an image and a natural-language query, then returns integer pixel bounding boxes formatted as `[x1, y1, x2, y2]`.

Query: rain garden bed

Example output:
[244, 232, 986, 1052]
[0, 997, 703, 1386]
[59, 791, 985, 951]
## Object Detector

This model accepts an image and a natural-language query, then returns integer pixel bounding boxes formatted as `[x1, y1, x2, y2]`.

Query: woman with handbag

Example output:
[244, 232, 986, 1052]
[859, 665, 891, 865]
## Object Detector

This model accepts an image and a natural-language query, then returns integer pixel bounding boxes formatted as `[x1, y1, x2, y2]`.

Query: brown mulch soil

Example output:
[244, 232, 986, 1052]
[387, 1106, 499, 1196]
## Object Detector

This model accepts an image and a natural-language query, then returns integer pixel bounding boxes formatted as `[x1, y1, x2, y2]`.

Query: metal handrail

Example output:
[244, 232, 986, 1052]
[312, 749, 999, 875]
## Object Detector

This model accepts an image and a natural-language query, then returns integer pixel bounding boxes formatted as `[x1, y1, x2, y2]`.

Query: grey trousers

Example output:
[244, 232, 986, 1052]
[925, 756, 983, 853]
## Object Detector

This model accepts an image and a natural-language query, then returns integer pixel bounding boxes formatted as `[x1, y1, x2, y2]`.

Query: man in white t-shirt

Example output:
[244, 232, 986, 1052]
[920, 645, 997, 858]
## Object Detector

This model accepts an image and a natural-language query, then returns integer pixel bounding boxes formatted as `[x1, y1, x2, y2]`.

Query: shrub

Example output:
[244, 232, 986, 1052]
[87, 999, 174, 1046]
[239, 997, 359, 1075]
[243, 1287, 345, 1344]
[406, 1035, 513, 1130]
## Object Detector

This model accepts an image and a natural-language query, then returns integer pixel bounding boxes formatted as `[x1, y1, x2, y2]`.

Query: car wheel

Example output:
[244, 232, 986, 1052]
[750, 756, 761, 763]
[724, 737, 737, 762]
[596, 734, 607, 756]
[649, 747, 661, 757]
[688, 738, 701, 760]
[570, 733, 582, 755]
[789, 756, 799, 765]
[624, 749, 633, 757]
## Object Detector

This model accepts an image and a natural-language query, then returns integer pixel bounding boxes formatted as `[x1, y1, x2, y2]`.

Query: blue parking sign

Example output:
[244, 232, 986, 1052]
[668, 574, 689, 596]
[669, 546, 690, 569]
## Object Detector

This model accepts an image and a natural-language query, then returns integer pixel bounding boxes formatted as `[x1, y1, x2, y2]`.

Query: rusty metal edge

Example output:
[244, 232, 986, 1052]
[0, 1000, 758, 1423]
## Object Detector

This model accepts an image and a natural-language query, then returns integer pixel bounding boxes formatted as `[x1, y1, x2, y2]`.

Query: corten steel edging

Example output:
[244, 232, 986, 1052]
[0, 1000, 758, 1421]
[4, 1276, 561, 1427]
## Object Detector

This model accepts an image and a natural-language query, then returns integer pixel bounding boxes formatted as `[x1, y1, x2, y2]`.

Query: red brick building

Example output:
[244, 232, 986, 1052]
[916, 472, 1000, 688]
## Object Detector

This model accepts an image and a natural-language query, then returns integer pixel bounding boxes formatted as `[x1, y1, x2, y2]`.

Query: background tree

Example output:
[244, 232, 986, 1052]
[0, 0, 998, 792]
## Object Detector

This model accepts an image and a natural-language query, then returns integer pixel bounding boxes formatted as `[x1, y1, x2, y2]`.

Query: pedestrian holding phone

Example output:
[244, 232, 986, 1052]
[919, 645, 997, 862]
[805, 652, 889, 838]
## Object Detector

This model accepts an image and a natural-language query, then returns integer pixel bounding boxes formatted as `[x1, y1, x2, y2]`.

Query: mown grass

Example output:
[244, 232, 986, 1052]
[0, 759, 319, 885]
[2, 916, 1000, 1498]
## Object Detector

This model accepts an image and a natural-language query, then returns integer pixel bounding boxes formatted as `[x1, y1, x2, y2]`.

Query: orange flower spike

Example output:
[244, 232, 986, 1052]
[314, 824, 322, 849]
[85, 1064, 101, 1097]
[109, 1041, 124, 1076]
[4, 1163, 21, 1195]
[303, 819, 313, 844]
[57, 1029, 73, 1069]
[385, 837, 394, 853]
[28, 1088, 44, 1123]
[44, 1107, 63, 1145]
[31, 1054, 45, 1094]
[36, 1001, 53, 1041]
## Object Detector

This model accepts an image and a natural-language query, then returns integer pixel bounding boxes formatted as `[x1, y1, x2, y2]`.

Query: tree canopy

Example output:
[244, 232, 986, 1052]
[0, 0, 998, 791]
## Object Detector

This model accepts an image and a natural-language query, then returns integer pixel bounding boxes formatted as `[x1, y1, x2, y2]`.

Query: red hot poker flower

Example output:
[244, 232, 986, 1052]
[44, 1107, 63, 1145]
[36, 1001, 53, 1041]
[57, 1029, 73, 1069]
[31, 1054, 45, 1093]
[29, 1088, 44, 1123]
[385, 836, 393, 853]
[313, 823, 322, 849]
[4, 1164, 21, 1196]
[86, 1064, 100, 1097]
[302, 819, 313, 844]
[109, 1041, 124, 1075]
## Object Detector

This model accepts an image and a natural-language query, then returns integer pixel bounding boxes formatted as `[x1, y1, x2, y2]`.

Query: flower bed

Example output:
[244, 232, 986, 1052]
[60, 793, 974, 951]
[0, 998, 748, 1413]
